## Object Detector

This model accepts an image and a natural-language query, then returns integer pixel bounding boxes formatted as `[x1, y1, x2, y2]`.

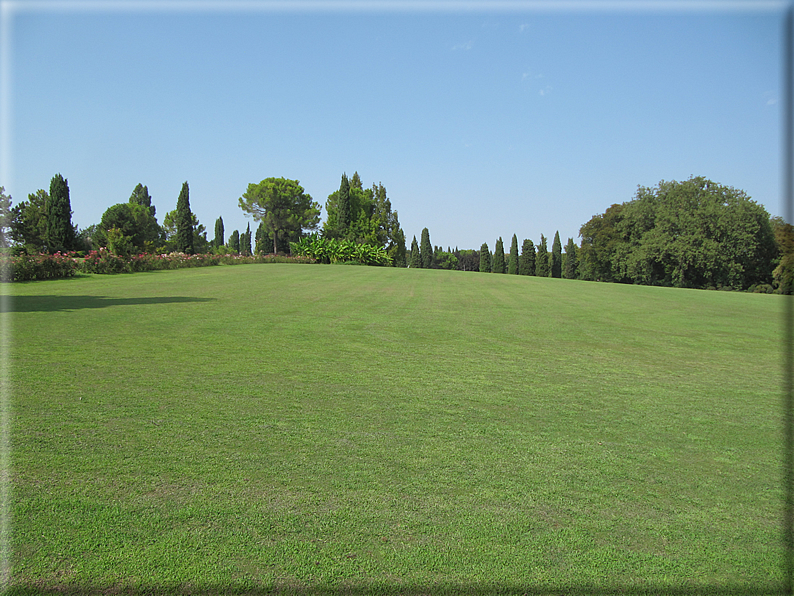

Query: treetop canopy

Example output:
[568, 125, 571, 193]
[238, 177, 321, 255]
[578, 176, 776, 289]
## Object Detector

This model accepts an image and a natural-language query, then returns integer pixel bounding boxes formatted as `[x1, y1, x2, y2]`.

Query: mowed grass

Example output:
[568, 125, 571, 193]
[3, 264, 786, 594]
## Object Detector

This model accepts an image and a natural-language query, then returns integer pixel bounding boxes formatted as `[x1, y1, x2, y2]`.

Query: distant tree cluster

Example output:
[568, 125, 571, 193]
[6, 175, 213, 257]
[3, 171, 791, 292]
[6, 174, 85, 254]
[409, 228, 576, 281]
[322, 172, 407, 267]
[4, 172, 399, 265]
[406, 177, 790, 293]
[577, 177, 778, 291]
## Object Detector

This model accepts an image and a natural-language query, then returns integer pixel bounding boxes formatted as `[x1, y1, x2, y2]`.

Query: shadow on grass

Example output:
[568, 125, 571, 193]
[1, 295, 215, 313]
[3, 584, 788, 596]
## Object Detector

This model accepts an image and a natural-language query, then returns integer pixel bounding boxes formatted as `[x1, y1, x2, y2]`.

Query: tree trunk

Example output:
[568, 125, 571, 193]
[273, 231, 278, 255]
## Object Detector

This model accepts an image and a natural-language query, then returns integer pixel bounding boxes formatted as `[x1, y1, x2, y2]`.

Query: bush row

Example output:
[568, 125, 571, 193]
[1, 250, 315, 281]
[290, 235, 392, 266]
[1, 252, 79, 281]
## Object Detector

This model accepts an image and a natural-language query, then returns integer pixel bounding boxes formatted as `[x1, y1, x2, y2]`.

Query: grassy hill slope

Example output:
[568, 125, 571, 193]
[5, 264, 785, 594]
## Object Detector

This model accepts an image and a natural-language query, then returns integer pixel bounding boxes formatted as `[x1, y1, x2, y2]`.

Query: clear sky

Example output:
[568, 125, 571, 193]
[1, 1, 787, 252]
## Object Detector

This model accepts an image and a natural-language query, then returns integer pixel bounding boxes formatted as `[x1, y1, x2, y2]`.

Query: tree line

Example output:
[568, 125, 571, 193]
[406, 177, 791, 294]
[0, 171, 405, 266]
[1, 177, 209, 256]
[406, 227, 573, 279]
[1, 173, 791, 293]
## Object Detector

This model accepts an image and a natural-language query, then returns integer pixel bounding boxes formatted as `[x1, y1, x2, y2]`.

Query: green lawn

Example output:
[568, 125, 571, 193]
[3, 264, 786, 594]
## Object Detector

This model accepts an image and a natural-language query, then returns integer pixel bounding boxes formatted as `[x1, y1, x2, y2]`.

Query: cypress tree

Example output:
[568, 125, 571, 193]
[124, 183, 161, 249]
[242, 222, 252, 256]
[45, 173, 75, 253]
[536, 234, 549, 277]
[214, 217, 224, 248]
[551, 231, 562, 278]
[391, 227, 407, 268]
[175, 181, 194, 254]
[508, 234, 519, 274]
[350, 171, 363, 190]
[409, 235, 421, 268]
[479, 242, 491, 272]
[229, 229, 240, 254]
[564, 237, 578, 279]
[254, 222, 266, 254]
[129, 183, 155, 217]
[338, 174, 350, 237]
[420, 228, 432, 269]
[519, 239, 535, 275]
[492, 237, 506, 273]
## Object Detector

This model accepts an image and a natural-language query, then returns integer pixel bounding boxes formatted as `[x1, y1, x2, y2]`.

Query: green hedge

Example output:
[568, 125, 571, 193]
[1, 250, 315, 281]
[78, 250, 314, 274]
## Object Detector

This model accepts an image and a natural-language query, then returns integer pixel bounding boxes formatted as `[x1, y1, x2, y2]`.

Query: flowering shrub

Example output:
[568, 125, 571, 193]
[80, 248, 131, 274]
[0, 249, 314, 281]
[1, 252, 79, 281]
[77, 249, 314, 275]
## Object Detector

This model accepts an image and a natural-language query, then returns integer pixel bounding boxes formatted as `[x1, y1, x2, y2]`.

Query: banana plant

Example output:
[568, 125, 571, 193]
[291, 234, 392, 266]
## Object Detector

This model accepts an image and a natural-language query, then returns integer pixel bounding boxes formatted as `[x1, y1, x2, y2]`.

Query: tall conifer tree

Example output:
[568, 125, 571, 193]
[215, 217, 225, 248]
[420, 228, 432, 269]
[129, 183, 155, 217]
[519, 239, 535, 275]
[508, 234, 519, 274]
[391, 227, 407, 268]
[124, 183, 160, 248]
[536, 234, 549, 277]
[214, 217, 224, 248]
[175, 181, 194, 254]
[229, 230, 240, 254]
[45, 173, 75, 253]
[564, 237, 578, 279]
[241, 222, 252, 256]
[409, 236, 421, 268]
[551, 231, 562, 278]
[338, 174, 350, 237]
[255, 222, 267, 254]
[492, 237, 506, 273]
[479, 243, 491, 272]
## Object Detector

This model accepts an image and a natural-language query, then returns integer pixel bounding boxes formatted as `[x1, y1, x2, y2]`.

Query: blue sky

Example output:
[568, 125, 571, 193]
[1, 1, 786, 252]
